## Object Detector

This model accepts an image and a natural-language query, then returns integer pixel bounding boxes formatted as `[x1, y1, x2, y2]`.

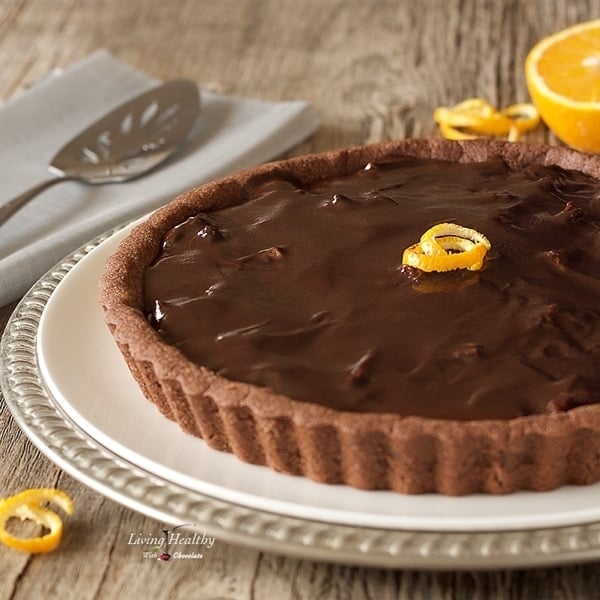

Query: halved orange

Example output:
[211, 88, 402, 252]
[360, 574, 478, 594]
[525, 20, 600, 153]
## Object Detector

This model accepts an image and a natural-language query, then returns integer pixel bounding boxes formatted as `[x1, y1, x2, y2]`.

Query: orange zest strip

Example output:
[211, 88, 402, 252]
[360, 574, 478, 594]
[402, 223, 491, 272]
[434, 98, 540, 141]
[0, 489, 74, 553]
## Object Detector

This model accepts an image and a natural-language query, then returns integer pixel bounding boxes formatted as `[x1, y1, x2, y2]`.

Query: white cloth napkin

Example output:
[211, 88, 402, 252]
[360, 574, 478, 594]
[0, 50, 320, 306]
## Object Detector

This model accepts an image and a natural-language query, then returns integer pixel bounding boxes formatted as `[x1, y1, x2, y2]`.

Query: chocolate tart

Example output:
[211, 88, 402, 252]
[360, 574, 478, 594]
[99, 139, 600, 495]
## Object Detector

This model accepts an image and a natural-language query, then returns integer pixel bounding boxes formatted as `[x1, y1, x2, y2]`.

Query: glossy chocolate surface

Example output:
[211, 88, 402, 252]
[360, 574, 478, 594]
[144, 157, 600, 420]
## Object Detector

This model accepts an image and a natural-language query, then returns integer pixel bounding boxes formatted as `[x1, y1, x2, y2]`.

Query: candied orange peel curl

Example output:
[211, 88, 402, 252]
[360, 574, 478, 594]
[0, 488, 74, 553]
[402, 223, 491, 272]
[434, 98, 540, 141]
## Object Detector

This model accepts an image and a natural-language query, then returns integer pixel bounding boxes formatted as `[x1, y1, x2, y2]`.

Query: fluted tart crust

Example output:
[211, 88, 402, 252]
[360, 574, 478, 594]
[100, 139, 600, 495]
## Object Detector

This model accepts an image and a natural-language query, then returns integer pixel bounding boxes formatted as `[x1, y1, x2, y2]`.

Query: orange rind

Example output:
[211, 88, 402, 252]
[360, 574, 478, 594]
[0, 489, 74, 553]
[402, 223, 491, 272]
[434, 98, 539, 142]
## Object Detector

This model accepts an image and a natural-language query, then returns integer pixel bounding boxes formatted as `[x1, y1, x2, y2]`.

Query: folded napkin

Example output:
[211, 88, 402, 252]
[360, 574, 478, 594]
[0, 50, 320, 306]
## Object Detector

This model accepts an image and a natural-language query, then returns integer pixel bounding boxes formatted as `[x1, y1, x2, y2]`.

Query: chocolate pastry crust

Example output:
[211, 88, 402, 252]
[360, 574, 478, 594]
[99, 139, 600, 495]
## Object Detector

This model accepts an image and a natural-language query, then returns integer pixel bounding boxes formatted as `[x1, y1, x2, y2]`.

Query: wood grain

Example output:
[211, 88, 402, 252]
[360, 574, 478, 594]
[2, 1, 600, 598]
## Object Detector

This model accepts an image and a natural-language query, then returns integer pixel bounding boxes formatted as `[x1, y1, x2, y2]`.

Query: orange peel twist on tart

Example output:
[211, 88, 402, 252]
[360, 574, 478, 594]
[0, 489, 74, 553]
[402, 223, 491, 272]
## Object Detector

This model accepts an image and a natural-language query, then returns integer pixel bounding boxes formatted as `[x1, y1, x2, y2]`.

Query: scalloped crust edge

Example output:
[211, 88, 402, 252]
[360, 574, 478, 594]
[100, 139, 600, 495]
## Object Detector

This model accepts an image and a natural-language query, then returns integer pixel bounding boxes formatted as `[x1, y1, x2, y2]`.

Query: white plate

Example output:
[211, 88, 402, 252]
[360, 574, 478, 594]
[3, 220, 600, 569]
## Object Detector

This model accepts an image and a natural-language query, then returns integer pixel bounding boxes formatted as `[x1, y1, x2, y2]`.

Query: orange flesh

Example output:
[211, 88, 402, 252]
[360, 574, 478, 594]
[536, 30, 600, 102]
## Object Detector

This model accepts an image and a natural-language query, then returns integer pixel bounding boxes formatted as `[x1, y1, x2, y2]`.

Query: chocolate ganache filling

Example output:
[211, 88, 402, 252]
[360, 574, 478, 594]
[144, 157, 600, 420]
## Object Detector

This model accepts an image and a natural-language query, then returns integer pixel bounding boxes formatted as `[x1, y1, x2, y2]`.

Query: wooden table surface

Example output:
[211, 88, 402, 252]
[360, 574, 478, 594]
[2, 1, 600, 598]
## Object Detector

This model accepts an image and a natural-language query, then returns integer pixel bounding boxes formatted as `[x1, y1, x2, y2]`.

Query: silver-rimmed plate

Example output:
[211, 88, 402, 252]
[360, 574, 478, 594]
[2, 221, 600, 570]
